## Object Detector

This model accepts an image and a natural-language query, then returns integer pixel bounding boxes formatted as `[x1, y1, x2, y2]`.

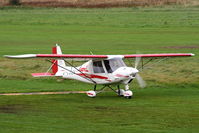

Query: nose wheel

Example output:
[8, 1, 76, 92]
[123, 84, 133, 99]
[123, 90, 133, 99]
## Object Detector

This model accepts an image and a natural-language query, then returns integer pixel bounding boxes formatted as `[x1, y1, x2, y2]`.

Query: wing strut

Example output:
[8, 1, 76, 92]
[139, 58, 154, 70]
[45, 60, 57, 74]
[47, 59, 96, 84]
[138, 57, 170, 71]
[63, 59, 97, 84]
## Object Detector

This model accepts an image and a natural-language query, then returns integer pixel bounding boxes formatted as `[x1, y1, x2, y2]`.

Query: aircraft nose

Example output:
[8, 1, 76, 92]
[131, 68, 139, 74]
[113, 67, 139, 79]
[120, 67, 138, 75]
[122, 67, 139, 76]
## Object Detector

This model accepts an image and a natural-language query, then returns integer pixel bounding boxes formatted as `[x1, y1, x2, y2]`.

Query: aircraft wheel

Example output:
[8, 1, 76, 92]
[86, 90, 96, 98]
[124, 90, 133, 99]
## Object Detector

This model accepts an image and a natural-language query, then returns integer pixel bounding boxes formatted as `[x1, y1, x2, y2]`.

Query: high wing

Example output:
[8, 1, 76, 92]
[4, 53, 195, 60]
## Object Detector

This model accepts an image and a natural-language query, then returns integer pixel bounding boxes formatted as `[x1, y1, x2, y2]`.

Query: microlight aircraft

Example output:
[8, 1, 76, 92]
[4, 44, 194, 99]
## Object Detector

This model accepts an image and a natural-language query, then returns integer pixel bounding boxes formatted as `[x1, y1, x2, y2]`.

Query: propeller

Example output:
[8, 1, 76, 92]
[133, 56, 146, 88]
[135, 73, 146, 88]
[135, 56, 141, 69]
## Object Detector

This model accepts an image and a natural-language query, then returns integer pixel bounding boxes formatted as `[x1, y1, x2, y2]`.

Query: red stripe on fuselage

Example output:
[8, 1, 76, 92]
[115, 74, 129, 78]
[79, 68, 89, 72]
[77, 73, 108, 79]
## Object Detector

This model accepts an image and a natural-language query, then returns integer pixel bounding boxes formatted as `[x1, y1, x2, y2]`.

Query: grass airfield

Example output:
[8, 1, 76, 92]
[0, 6, 199, 133]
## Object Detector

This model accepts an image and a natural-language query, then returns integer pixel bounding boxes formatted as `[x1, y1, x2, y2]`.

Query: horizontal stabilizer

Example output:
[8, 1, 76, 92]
[31, 73, 54, 77]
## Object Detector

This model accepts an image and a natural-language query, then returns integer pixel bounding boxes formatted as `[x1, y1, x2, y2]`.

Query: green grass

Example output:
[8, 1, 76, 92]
[0, 6, 199, 133]
[0, 88, 198, 133]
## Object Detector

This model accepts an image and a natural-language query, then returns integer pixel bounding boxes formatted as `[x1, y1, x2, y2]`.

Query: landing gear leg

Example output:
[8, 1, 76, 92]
[117, 85, 120, 95]
[94, 85, 96, 91]
[117, 85, 124, 96]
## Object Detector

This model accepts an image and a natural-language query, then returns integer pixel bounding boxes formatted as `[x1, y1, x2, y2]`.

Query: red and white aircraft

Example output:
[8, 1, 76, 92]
[4, 44, 194, 99]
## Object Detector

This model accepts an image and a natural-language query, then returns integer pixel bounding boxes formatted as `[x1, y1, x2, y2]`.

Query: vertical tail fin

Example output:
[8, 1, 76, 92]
[52, 46, 58, 74]
[52, 44, 66, 76]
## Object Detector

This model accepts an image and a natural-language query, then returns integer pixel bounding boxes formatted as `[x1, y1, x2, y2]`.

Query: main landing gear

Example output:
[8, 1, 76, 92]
[86, 85, 133, 99]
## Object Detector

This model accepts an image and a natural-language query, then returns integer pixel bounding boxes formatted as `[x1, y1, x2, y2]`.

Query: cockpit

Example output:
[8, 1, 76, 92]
[92, 59, 126, 73]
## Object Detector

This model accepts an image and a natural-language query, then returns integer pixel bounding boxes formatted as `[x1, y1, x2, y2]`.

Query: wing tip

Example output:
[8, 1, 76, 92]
[191, 53, 195, 56]
[3, 54, 36, 59]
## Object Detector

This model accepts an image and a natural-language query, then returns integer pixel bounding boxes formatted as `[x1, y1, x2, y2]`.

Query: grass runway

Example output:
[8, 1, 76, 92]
[0, 91, 86, 95]
[0, 6, 199, 133]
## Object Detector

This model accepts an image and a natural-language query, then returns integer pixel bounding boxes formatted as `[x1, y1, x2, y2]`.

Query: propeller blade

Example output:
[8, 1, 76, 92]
[135, 73, 146, 88]
[135, 56, 141, 69]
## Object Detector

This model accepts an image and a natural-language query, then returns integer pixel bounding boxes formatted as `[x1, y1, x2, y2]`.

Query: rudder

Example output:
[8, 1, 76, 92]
[52, 44, 66, 76]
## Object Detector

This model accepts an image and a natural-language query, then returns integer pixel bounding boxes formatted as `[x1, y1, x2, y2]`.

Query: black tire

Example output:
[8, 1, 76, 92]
[126, 96, 132, 99]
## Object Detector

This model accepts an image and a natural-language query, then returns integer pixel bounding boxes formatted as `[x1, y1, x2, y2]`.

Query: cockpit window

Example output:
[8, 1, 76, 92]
[104, 60, 113, 73]
[93, 61, 105, 73]
[104, 59, 126, 73]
